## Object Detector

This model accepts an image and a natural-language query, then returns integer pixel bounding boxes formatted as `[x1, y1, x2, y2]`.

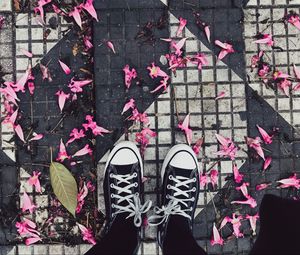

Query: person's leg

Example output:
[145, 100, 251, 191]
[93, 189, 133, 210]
[85, 141, 151, 255]
[250, 194, 300, 255]
[148, 144, 206, 255]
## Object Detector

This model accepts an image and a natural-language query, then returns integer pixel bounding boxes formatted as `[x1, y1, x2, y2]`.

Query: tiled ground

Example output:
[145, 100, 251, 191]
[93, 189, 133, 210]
[1, 0, 300, 254]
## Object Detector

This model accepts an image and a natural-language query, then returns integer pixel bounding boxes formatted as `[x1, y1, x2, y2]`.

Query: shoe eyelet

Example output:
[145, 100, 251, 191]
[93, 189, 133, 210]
[190, 207, 193, 211]
[112, 204, 115, 208]
[133, 173, 137, 177]
[191, 197, 195, 201]
[169, 175, 173, 180]
[110, 184, 114, 188]
[110, 173, 114, 178]
[111, 194, 114, 198]
[135, 192, 139, 196]
[192, 187, 196, 192]
[166, 194, 169, 199]
[167, 184, 171, 189]
[134, 182, 138, 187]
[193, 177, 196, 182]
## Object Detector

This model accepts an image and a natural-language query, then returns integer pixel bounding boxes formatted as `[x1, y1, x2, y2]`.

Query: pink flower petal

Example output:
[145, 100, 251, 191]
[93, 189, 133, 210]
[263, 156, 272, 170]
[22, 191, 36, 213]
[122, 99, 135, 114]
[107, 41, 116, 54]
[59, 60, 71, 75]
[29, 133, 44, 142]
[215, 91, 225, 100]
[55, 90, 70, 113]
[82, 0, 98, 21]
[21, 49, 33, 58]
[69, 7, 82, 29]
[210, 223, 224, 246]
[14, 124, 25, 143]
[178, 113, 192, 145]
[73, 144, 93, 157]
[256, 125, 273, 144]
[204, 25, 210, 42]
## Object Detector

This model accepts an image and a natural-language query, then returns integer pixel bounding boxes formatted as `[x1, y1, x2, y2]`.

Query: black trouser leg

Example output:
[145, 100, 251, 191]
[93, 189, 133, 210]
[163, 215, 207, 255]
[85, 216, 139, 255]
[250, 194, 300, 255]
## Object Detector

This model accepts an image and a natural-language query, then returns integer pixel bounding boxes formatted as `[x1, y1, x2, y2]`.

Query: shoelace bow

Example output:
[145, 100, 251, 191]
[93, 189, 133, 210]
[110, 173, 152, 227]
[148, 175, 195, 226]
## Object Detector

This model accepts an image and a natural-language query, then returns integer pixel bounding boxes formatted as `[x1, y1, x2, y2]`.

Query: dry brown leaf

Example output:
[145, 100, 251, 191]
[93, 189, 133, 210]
[14, 0, 21, 11]
[72, 43, 79, 56]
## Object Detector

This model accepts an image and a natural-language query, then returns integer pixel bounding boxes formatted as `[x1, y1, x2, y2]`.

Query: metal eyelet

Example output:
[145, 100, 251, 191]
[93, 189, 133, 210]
[193, 177, 196, 182]
[111, 194, 114, 198]
[167, 184, 171, 189]
[192, 187, 196, 192]
[191, 197, 195, 201]
[112, 204, 115, 208]
[135, 192, 139, 196]
[169, 175, 173, 180]
[133, 173, 137, 177]
[110, 183, 114, 188]
[110, 173, 114, 178]
[134, 182, 138, 187]
[166, 194, 169, 199]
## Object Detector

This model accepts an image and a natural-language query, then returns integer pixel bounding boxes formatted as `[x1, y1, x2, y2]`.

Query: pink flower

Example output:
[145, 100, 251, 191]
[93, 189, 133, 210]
[278, 79, 292, 97]
[21, 49, 33, 58]
[14, 66, 31, 92]
[84, 36, 93, 49]
[166, 53, 189, 71]
[150, 76, 170, 93]
[210, 223, 224, 246]
[210, 169, 218, 188]
[246, 214, 259, 235]
[73, 144, 93, 157]
[16, 218, 41, 245]
[219, 216, 231, 230]
[263, 156, 272, 171]
[56, 139, 70, 162]
[55, 90, 70, 113]
[256, 125, 273, 144]
[87, 181, 96, 192]
[107, 41, 116, 54]
[215, 134, 238, 160]
[233, 164, 243, 184]
[215, 92, 225, 100]
[246, 137, 265, 160]
[256, 182, 271, 191]
[76, 182, 88, 213]
[0, 15, 5, 29]
[204, 26, 210, 42]
[251, 51, 264, 69]
[287, 12, 300, 30]
[28, 133, 43, 142]
[215, 40, 235, 60]
[77, 223, 96, 245]
[230, 214, 244, 238]
[82, 115, 111, 136]
[273, 70, 291, 80]
[192, 137, 204, 155]
[82, 0, 98, 21]
[293, 83, 300, 91]
[14, 124, 25, 143]
[28, 171, 42, 193]
[277, 173, 300, 189]
[34, 0, 52, 23]
[123, 65, 137, 89]
[69, 6, 82, 29]
[25, 237, 42, 246]
[40, 64, 52, 82]
[22, 191, 36, 213]
[128, 108, 149, 124]
[68, 78, 92, 93]
[66, 128, 85, 145]
[58, 60, 71, 75]
[293, 64, 300, 80]
[28, 81, 35, 95]
[191, 53, 208, 70]
[178, 114, 192, 145]
[176, 17, 187, 37]
[122, 99, 135, 115]
[258, 63, 270, 78]
[135, 128, 157, 154]
[200, 173, 207, 188]
[231, 195, 257, 208]
[254, 34, 274, 47]
[236, 182, 249, 197]
[147, 62, 168, 79]
[171, 38, 187, 56]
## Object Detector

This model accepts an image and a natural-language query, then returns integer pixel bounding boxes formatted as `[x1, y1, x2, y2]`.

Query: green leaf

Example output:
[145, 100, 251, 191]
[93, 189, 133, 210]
[50, 162, 78, 217]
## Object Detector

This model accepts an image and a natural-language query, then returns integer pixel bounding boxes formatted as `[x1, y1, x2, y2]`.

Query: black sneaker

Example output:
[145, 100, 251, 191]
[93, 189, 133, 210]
[103, 141, 152, 253]
[148, 144, 200, 248]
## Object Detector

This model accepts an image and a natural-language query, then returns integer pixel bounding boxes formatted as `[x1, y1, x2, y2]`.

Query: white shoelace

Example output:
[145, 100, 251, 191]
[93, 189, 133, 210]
[110, 173, 152, 227]
[148, 175, 196, 226]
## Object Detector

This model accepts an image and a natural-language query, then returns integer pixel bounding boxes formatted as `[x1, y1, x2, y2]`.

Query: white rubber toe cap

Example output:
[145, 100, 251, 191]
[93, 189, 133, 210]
[169, 151, 197, 170]
[111, 148, 139, 165]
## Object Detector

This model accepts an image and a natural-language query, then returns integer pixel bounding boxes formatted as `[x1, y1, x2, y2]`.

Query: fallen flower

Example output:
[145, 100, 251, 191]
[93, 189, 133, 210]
[25, 237, 42, 246]
[77, 223, 96, 245]
[256, 125, 273, 144]
[68, 78, 92, 93]
[21, 49, 33, 58]
[233, 164, 244, 184]
[251, 51, 264, 70]
[147, 62, 168, 78]
[215, 91, 225, 100]
[83, 115, 111, 136]
[215, 134, 238, 160]
[34, 0, 52, 23]
[122, 99, 135, 115]
[278, 79, 292, 97]
[66, 128, 85, 145]
[263, 156, 272, 171]
[204, 25, 210, 42]
[135, 128, 157, 154]
[178, 114, 192, 145]
[192, 137, 204, 155]
[171, 38, 187, 56]
[14, 124, 25, 143]
[69, 6, 82, 29]
[215, 40, 235, 61]
[58, 60, 71, 75]
[14, 67, 31, 92]
[200, 173, 207, 188]
[84, 35, 93, 49]
[28, 171, 42, 193]
[246, 214, 259, 235]
[236, 182, 249, 197]
[150, 76, 170, 93]
[254, 34, 274, 47]
[56, 139, 70, 162]
[55, 90, 70, 113]
[16, 218, 41, 246]
[256, 182, 272, 191]
[22, 191, 36, 213]
[73, 144, 93, 157]
[82, 0, 98, 21]
[287, 12, 300, 31]
[128, 108, 149, 124]
[211, 223, 224, 246]
[107, 41, 116, 54]
[28, 133, 43, 142]
[258, 63, 270, 78]
[87, 181, 96, 192]
[210, 169, 218, 188]
[277, 173, 300, 189]
[176, 17, 187, 37]
[246, 137, 265, 160]
[230, 214, 244, 238]
[231, 195, 257, 208]
[191, 53, 208, 70]
[28, 81, 35, 95]
[273, 70, 291, 80]
[76, 182, 88, 213]
[123, 65, 137, 89]
[40, 64, 52, 82]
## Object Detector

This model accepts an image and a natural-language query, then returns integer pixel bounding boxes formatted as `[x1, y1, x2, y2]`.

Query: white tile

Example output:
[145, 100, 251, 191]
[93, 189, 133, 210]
[0, 0, 12, 11]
